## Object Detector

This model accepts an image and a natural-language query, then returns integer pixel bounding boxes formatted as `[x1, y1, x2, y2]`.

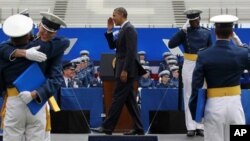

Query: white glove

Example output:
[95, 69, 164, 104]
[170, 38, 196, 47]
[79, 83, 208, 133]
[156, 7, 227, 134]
[19, 91, 33, 104]
[25, 46, 47, 62]
[231, 32, 243, 47]
[182, 20, 189, 33]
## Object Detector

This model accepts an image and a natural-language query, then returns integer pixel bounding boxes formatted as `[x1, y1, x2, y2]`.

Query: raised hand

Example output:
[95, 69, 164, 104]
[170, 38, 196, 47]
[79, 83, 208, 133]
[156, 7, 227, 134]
[107, 17, 114, 32]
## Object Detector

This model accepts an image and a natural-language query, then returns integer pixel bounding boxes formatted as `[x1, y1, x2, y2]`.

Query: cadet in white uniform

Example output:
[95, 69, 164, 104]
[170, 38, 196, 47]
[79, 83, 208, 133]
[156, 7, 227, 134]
[1, 12, 69, 141]
[190, 15, 247, 141]
[168, 9, 213, 137]
[0, 14, 47, 141]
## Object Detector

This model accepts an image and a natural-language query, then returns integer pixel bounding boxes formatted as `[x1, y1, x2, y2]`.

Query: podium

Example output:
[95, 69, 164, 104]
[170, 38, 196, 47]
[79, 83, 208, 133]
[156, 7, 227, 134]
[100, 54, 137, 132]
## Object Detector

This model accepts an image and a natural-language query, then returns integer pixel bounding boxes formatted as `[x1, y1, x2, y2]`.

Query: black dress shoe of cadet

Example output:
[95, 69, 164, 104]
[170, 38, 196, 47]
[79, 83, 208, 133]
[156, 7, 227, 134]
[123, 129, 144, 135]
[90, 126, 112, 135]
[196, 129, 204, 137]
[186, 130, 196, 137]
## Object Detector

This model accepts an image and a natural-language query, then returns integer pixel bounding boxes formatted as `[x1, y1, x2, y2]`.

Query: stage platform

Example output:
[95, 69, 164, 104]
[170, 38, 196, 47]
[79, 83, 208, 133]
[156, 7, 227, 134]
[51, 133, 204, 141]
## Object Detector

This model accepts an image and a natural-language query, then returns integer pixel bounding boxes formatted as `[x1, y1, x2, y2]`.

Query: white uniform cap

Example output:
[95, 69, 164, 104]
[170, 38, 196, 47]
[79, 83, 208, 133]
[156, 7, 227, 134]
[167, 55, 177, 60]
[167, 60, 177, 65]
[3, 14, 33, 38]
[40, 12, 67, 32]
[170, 65, 179, 71]
[70, 58, 81, 64]
[138, 51, 146, 55]
[80, 50, 90, 55]
[210, 15, 238, 23]
[159, 70, 170, 77]
[210, 15, 238, 28]
[81, 56, 90, 62]
[162, 52, 172, 57]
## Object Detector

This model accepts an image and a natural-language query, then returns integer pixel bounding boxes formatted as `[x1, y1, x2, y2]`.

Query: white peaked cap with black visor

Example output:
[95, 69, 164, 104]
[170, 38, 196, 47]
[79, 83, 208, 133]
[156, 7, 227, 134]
[80, 50, 90, 55]
[3, 14, 33, 37]
[210, 15, 238, 28]
[40, 12, 67, 32]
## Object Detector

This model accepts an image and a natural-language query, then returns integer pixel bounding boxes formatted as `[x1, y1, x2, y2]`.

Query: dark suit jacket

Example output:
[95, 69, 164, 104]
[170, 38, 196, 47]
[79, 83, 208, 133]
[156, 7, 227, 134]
[105, 22, 146, 79]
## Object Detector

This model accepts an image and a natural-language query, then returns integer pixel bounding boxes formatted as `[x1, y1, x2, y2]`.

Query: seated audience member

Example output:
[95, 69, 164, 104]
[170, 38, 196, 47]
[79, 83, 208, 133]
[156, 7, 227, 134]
[76, 56, 92, 87]
[167, 59, 178, 77]
[80, 54, 95, 83]
[139, 65, 155, 88]
[158, 51, 172, 73]
[156, 70, 172, 88]
[70, 57, 81, 72]
[138, 51, 149, 65]
[62, 62, 82, 88]
[167, 55, 177, 61]
[170, 65, 179, 88]
[90, 67, 102, 87]
[80, 49, 95, 72]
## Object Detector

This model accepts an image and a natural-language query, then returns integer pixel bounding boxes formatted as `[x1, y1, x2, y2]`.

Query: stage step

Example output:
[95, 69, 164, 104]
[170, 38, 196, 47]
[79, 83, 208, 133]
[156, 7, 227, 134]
[88, 135, 158, 141]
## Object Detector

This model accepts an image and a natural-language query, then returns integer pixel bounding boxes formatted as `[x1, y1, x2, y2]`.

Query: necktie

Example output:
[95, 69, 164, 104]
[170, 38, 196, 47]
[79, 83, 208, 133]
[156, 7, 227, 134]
[68, 79, 73, 88]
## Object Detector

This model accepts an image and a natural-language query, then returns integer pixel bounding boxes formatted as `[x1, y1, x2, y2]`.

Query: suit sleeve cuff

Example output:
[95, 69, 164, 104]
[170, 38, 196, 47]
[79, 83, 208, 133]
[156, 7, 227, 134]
[34, 90, 42, 104]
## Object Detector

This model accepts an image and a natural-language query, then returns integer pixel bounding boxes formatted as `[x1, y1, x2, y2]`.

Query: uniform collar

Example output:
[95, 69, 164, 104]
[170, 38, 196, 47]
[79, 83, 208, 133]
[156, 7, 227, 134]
[217, 38, 230, 41]
[121, 20, 129, 28]
[215, 40, 230, 46]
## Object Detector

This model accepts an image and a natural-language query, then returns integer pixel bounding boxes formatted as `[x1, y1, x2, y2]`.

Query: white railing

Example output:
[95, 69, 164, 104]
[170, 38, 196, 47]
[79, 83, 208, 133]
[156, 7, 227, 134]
[0, 0, 250, 28]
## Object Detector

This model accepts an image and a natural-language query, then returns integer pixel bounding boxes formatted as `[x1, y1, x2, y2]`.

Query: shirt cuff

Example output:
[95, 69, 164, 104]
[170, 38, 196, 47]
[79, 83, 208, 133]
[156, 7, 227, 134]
[107, 30, 112, 34]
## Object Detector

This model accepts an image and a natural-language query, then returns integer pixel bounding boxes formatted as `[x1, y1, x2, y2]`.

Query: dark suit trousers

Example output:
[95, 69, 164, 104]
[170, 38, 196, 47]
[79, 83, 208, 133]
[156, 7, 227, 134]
[102, 79, 144, 131]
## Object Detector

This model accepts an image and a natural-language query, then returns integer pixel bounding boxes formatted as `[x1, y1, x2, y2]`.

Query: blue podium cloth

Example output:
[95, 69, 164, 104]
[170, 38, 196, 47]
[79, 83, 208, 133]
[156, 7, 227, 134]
[141, 88, 179, 132]
[60, 88, 103, 127]
[13, 63, 46, 115]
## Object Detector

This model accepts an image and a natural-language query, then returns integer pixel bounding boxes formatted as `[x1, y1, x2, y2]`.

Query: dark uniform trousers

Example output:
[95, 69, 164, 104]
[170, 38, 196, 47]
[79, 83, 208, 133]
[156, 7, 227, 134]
[102, 78, 143, 131]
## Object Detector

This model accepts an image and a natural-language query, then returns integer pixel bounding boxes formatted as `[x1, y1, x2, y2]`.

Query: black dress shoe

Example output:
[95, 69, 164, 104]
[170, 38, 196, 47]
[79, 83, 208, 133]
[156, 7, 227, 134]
[90, 126, 112, 135]
[123, 130, 144, 135]
[186, 130, 195, 137]
[196, 129, 204, 137]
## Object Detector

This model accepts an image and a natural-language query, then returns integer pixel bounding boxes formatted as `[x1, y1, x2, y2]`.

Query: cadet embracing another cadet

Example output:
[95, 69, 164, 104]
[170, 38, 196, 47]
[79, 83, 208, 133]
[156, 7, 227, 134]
[0, 11, 69, 141]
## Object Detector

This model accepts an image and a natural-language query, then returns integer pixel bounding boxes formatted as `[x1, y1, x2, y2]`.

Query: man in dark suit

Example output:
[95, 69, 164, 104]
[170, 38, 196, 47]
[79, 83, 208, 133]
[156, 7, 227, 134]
[91, 7, 145, 135]
[189, 15, 247, 141]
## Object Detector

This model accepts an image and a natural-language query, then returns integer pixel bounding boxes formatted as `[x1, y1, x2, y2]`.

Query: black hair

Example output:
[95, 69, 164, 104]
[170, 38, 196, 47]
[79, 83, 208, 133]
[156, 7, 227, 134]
[215, 24, 233, 39]
[114, 7, 128, 18]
